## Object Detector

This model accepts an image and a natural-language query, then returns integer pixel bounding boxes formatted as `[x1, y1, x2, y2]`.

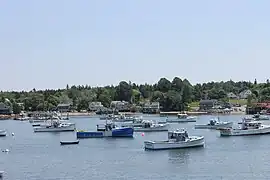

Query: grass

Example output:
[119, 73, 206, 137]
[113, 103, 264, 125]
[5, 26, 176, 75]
[228, 99, 247, 105]
[189, 101, 200, 107]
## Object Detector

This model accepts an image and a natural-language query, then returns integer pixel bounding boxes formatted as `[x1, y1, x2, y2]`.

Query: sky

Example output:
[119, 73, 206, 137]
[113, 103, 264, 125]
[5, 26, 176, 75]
[1, 0, 270, 91]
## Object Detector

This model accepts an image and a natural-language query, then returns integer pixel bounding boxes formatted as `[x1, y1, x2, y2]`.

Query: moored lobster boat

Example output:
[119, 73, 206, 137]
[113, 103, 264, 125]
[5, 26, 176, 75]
[131, 120, 168, 132]
[33, 120, 75, 132]
[77, 121, 134, 138]
[195, 117, 233, 129]
[144, 129, 204, 150]
[166, 113, 196, 123]
[219, 119, 270, 136]
[243, 114, 269, 121]
[0, 130, 6, 136]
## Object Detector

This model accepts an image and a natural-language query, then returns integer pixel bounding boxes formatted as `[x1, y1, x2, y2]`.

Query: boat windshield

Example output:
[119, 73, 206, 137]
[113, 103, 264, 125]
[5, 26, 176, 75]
[168, 130, 188, 141]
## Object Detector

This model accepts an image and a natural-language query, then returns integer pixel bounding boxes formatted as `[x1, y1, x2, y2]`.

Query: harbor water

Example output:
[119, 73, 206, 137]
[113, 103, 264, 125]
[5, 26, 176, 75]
[1, 114, 270, 179]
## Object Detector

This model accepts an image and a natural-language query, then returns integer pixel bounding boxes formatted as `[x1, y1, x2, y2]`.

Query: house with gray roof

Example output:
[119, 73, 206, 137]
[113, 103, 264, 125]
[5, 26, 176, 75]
[57, 103, 71, 112]
[0, 102, 12, 115]
[199, 99, 219, 110]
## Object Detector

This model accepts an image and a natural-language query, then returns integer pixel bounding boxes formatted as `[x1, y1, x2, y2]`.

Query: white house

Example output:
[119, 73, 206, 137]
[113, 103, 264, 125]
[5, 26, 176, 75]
[142, 101, 160, 113]
[110, 101, 130, 111]
[239, 90, 252, 99]
[227, 92, 238, 99]
[88, 102, 104, 111]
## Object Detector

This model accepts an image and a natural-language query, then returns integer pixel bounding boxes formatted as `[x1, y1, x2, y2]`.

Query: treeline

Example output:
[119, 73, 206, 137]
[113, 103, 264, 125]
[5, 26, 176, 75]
[1, 77, 270, 113]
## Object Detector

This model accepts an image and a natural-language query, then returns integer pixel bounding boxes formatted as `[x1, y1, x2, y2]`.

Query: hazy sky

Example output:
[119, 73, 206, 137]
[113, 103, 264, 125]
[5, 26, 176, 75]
[1, 0, 269, 91]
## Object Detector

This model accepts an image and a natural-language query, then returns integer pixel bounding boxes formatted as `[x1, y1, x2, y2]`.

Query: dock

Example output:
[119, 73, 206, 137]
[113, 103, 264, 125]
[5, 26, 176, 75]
[159, 111, 208, 116]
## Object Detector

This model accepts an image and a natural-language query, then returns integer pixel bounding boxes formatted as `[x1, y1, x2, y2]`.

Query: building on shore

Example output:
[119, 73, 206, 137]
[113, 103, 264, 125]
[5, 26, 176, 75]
[199, 100, 218, 111]
[57, 103, 71, 112]
[0, 102, 12, 115]
[88, 102, 104, 111]
[110, 101, 130, 112]
[142, 102, 160, 114]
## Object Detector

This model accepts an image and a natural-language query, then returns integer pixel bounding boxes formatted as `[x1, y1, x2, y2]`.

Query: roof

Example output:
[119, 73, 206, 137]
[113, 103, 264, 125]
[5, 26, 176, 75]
[0, 102, 9, 109]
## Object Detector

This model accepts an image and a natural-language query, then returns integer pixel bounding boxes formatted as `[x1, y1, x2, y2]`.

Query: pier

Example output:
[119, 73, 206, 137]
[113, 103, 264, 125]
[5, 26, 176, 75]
[159, 111, 208, 116]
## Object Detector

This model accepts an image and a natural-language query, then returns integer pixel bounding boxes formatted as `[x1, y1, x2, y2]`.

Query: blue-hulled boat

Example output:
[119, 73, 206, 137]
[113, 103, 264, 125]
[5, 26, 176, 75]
[77, 122, 134, 138]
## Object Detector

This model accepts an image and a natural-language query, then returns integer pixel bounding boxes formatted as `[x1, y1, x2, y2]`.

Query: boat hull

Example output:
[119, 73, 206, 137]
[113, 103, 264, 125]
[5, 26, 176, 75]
[134, 125, 168, 132]
[195, 122, 233, 129]
[144, 136, 204, 150]
[167, 118, 196, 123]
[60, 140, 79, 145]
[220, 125, 270, 136]
[33, 124, 76, 132]
[0, 130, 6, 136]
[77, 127, 134, 138]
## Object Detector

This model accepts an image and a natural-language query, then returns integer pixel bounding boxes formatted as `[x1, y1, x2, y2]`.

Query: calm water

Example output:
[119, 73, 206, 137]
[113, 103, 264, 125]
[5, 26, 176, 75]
[1, 114, 270, 179]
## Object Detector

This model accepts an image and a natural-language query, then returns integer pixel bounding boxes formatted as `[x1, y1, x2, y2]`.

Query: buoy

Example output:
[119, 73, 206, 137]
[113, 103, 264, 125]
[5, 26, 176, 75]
[141, 133, 145, 136]
[2, 149, 9, 153]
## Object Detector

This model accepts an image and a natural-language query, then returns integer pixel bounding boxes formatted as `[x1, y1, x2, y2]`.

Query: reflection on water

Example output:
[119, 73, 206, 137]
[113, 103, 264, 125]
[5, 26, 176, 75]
[167, 147, 204, 165]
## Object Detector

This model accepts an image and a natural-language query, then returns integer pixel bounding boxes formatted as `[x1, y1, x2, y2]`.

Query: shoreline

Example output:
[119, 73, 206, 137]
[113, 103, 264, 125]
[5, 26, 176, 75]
[0, 110, 247, 119]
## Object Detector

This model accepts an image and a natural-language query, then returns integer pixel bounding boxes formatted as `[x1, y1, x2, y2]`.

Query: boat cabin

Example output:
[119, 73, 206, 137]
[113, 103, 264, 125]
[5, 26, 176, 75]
[253, 114, 261, 118]
[97, 122, 116, 131]
[209, 120, 217, 125]
[142, 120, 152, 128]
[241, 121, 261, 130]
[52, 121, 60, 127]
[168, 129, 189, 141]
[177, 113, 188, 119]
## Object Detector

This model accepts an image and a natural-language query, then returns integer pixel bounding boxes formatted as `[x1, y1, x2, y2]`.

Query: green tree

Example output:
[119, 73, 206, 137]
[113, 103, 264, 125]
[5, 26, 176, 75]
[157, 78, 171, 92]
[12, 102, 21, 114]
[115, 81, 132, 102]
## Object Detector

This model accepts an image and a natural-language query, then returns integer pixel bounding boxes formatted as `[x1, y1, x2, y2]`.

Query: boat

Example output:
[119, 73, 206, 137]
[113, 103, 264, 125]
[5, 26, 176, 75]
[100, 114, 115, 120]
[0, 130, 6, 136]
[33, 120, 76, 132]
[77, 121, 133, 138]
[112, 113, 137, 122]
[194, 117, 233, 129]
[32, 123, 41, 127]
[119, 117, 160, 127]
[144, 129, 204, 150]
[130, 120, 168, 132]
[0, 171, 3, 178]
[166, 113, 196, 123]
[219, 119, 270, 136]
[243, 113, 269, 121]
[31, 120, 69, 127]
[60, 140, 79, 145]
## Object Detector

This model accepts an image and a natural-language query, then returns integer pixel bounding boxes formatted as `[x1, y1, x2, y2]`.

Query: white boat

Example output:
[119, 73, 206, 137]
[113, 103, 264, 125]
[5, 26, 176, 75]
[0, 130, 6, 136]
[132, 120, 169, 132]
[113, 114, 137, 122]
[119, 117, 152, 127]
[33, 120, 75, 132]
[220, 119, 270, 136]
[31, 120, 70, 127]
[166, 113, 196, 123]
[243, 114, 269, 121]
[144, 129, 204, 150]
[100, 114, 115, 120]
[195, 117, 233, 129]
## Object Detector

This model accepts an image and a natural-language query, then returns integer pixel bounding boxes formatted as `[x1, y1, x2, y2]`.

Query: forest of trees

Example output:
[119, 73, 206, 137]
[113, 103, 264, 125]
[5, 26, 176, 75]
[1, 77, 270, 113]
